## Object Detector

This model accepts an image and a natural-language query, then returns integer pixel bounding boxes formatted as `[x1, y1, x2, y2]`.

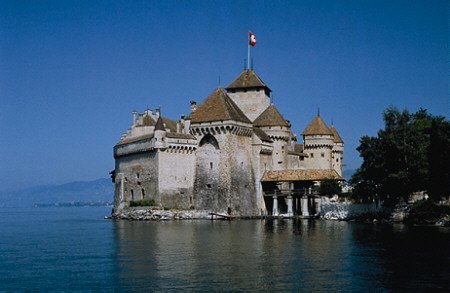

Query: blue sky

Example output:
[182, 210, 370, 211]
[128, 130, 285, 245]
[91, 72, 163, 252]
[0, 0, 448, 191]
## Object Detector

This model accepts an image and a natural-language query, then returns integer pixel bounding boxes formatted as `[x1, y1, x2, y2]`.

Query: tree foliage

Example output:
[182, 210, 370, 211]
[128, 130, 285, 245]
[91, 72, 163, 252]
[319, 179, 341, 197]
[350, 107, 450, 205]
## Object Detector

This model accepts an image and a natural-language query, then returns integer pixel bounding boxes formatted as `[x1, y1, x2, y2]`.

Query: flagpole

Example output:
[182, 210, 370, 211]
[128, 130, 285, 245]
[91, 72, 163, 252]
[247, 32, 250, 70]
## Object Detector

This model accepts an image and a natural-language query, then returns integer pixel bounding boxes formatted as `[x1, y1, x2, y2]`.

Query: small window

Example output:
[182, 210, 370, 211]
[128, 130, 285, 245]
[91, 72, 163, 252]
[136, 173, 140, 179]
[281, 146, 285, 149]
[336, 158, 339, 162]
[206, 184, 212, 188]
[130, 189, 134, 201]
[300, 157, 304, 161]
[278, 161, 283, 164]
[141, 188, 145, 199]
[321, 153, 325, 158]
[210, 162, 213, 169]
[310, 153, 314, 158]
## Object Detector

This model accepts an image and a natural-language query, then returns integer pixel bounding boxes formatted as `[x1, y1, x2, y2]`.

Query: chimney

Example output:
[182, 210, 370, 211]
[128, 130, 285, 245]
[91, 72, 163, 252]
[190, 100, 197, 112]
[132, 111, 138, 125]
[177, 115, 185, 133]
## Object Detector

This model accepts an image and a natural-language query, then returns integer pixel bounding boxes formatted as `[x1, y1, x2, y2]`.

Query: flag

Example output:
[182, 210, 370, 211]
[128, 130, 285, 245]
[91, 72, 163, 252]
[249, 32, 256, 46]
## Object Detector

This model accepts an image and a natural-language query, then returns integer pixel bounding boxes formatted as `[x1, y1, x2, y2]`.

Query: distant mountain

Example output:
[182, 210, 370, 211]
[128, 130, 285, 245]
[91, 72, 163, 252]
[343, 169, 357, 181]
[0, 178, 114, 207]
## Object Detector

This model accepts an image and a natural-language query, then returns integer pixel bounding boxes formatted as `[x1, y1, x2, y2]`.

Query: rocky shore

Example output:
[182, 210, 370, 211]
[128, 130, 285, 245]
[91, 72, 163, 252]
[109, 200, 450, 226]
[111, 207, 213, 220]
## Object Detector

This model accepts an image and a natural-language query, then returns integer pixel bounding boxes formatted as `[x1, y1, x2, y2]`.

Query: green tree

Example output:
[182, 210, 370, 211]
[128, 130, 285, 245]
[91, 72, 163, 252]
[319, 179, 341, 197]
[350, 107, 449, 206]
[428, 118, 450, 200]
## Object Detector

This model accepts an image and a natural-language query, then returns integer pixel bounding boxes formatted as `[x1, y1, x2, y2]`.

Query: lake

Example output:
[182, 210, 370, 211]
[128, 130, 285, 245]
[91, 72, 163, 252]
[0, 206, 449, 291]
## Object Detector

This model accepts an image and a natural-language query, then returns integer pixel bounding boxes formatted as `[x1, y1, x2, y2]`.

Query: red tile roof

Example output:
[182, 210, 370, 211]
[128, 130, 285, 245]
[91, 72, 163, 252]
[330, 126, 344, 143]
[225, 70, 271, 92]
[189, 88, 251, 124]
[302, 115, 333, 136]
[253, 105, 290, 127]
[261, 169, 342, 182]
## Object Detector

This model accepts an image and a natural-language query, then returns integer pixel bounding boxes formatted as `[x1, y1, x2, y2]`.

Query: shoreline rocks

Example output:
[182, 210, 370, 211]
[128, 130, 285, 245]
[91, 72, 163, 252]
[112, 207, 213, 220]
[109, 203, 450, 226]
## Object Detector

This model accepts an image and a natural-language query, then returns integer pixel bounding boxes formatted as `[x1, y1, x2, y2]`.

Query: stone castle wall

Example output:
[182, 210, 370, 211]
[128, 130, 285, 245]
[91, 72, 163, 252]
[228, 89, 270, 122]
[158, 149, 196, 209]
[303, 135, 334, 170]
[332, 143, 344, 177]
[114, 151, 159, 207]
[192, 128, 258, 216]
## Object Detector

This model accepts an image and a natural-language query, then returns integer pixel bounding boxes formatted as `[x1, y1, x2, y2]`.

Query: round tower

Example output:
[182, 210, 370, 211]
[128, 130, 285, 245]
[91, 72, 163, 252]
[330, 125, 344, 177]
[302, 115, 334, 170]
[253, 105, 291, 170]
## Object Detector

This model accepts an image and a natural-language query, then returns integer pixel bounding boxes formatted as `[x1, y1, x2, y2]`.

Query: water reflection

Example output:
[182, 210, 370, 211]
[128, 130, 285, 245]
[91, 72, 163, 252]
[113, 219, 450, 291]
[350, 223, 450, 291]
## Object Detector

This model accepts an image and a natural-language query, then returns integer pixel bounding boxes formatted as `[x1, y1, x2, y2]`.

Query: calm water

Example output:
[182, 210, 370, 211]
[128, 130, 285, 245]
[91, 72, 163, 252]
[0, 207, 449, 291]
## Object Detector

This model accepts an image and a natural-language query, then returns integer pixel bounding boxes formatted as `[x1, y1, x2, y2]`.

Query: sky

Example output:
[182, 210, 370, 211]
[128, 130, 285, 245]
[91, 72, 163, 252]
[0, 0, 448, 191]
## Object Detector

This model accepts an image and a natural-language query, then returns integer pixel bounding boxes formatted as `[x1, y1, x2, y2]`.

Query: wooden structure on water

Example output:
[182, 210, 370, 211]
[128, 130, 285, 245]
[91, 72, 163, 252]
[261, 169, 343, 217]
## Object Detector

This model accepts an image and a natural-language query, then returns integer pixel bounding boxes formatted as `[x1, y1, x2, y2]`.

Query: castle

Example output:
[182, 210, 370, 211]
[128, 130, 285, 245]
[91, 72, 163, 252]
[112, 70, 344, 217]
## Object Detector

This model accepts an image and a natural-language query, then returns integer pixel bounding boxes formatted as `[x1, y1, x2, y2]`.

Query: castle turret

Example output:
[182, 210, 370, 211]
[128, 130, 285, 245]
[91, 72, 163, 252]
[225, 70, 271, 122]
[330, 125, 344, 177]
[253, 104, 291, 170]
[302, 115, 334, 170]
[154, 115, 166, 149]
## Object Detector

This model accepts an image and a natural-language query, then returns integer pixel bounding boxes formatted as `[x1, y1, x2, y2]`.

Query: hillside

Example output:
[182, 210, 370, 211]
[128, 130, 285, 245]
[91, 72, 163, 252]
[0, 178, 114, 207]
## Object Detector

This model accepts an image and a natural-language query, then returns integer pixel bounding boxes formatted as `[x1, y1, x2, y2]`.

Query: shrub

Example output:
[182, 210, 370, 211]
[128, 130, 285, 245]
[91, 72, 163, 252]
[407, 199, 450, 224]
[130, 199, 156, 207]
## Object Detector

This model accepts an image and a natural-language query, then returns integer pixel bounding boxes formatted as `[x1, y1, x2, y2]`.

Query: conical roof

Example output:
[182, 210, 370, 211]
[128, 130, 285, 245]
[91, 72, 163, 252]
[253, 105, 289, 127]
[225, 70, 271, 92]
[154, 115, 166, 131]
[189, 88, 251, 124]
[330, 125, 344, 143]
[302, 115, 333, 136]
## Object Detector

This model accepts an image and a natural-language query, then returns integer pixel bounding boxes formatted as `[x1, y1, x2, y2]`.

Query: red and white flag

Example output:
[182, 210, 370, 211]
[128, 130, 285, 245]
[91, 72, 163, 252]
[249, 32, 257, 46]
